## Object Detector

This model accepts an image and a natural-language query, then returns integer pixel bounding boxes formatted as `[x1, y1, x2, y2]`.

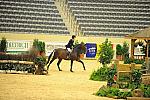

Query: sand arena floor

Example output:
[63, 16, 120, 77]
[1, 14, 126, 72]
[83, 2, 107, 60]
[0, 59, 118, 100]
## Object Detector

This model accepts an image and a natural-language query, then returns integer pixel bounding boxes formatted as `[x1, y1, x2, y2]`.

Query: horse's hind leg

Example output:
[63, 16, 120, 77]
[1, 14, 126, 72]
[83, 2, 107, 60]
[47, 57, 56, 71]
[57, 59, 62, 71]
[78, 60, 86, 70]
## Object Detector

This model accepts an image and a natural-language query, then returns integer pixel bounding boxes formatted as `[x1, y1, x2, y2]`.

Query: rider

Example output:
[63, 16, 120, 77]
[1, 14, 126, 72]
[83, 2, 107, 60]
[66, 35, 76, 58]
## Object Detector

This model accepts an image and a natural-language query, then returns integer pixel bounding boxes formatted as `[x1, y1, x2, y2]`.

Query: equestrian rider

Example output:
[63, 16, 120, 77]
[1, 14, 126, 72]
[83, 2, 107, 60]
[66, 35, 76, 57]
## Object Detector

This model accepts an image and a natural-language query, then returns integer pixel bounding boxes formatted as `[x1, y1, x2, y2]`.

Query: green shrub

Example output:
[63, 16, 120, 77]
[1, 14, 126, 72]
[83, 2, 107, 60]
[133, 59, 145, 64]
[118, 91, 132, 99]
[96, 87, 120, 97]
[0, 37, 7, 52]
[96, 86, 132, 99]
[96, 86, 108, 96]
[33, 39, 45, 53]
[143, 85, 150, 97]
[97, 38, 114, 66]
[90, 64, 117, 82]
[131, 69, 142, 89]
[90, 67, 110, 81]
[107, 64, 117, 86]
[124, 58, 145, 64]
[116, 44, 122, 55]
[140, 84, 150, 98]
[35, 56, 46, 65]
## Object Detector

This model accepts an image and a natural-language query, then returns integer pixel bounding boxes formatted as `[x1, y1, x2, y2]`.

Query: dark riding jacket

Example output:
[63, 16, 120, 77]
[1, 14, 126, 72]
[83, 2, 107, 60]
[66, 39, 74, 49]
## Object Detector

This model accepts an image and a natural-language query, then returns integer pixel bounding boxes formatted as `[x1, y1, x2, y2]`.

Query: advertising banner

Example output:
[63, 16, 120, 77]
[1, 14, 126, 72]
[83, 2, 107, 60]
[45, 42, 66, 56]
[6, 40, 32, 54]
[86, 43, 97, 58]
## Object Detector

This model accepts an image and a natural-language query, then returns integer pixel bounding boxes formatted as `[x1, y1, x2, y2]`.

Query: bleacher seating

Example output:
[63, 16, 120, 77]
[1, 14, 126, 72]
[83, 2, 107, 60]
[0, 0, 69, 35]
[67, 0, 150, 36]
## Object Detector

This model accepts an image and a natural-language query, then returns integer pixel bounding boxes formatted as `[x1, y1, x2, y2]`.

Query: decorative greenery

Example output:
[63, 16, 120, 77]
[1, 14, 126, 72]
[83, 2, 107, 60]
[122, 42, 130, 63]
[33, 39, 46, 74]
[107, 64, 117, 86]
[124, 58, 145, 64]
[122, 42, 129, 55]
[141, 61, 150, 74]
[33, 39, 45, 53]
[96, 86, 132, 99]
[119, 75, 130, 82]
[96, 86, 119, 97]
[116, 42, 130, 62]
[34, 56, 46, 74]
[116, 44, 123, 55]
[90, 66, 110, 81]
[90, 64, 117, 83]
[35, 56, 46, 65]
[96, 84, 150, 98]
[129, 84, 150, 97]
[131, 69, 142, 89]
[91, 40, 149, 99]
[142, 85, 150, 97]
[0, 37, 7, 52]
[118, 91, 132, 99]
[97, 38, 114, 66]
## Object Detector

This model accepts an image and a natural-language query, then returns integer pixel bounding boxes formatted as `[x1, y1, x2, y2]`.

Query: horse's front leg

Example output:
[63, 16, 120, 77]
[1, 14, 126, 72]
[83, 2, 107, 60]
[78, 60, 86, 70]
[70, 60, 74, 72]
[57, 59, 62, 71]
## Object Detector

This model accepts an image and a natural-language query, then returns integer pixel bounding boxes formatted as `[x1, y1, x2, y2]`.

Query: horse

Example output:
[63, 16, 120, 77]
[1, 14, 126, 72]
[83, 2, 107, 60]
[46, 43, 86, 72]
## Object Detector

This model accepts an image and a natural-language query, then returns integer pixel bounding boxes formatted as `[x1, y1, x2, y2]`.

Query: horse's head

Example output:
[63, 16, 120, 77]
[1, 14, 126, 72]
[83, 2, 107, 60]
[74, 42, 86, 54]
[80, 42, 86, 54]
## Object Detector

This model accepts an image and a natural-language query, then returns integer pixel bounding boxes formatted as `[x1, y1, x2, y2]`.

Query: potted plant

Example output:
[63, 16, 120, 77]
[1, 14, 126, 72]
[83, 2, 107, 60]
[116, 44, 123, 60]
[0, 37, 7, 53]
[32, 39, 45, 56]
[116, 44, 122, 55]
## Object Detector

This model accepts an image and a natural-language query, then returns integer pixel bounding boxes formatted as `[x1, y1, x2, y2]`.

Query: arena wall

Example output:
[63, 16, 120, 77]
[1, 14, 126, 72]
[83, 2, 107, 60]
[0, 33, 130, 44]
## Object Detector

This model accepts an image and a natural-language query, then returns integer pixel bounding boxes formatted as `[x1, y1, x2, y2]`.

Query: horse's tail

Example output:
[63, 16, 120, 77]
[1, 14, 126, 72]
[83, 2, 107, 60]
[46, 50, 54, 64]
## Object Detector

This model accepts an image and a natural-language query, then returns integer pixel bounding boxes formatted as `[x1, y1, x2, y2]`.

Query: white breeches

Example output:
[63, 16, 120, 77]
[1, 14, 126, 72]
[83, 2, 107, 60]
[67, 48, 72, 52]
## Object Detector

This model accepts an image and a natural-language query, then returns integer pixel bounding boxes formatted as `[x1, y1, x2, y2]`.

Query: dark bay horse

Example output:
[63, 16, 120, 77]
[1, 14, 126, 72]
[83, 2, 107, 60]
[46, 43, 86, 72]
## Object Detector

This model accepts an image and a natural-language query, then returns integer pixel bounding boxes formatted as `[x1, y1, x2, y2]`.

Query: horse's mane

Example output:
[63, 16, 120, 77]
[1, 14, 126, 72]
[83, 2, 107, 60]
[73, 43, 86, 54]
[73, 44, 81, 50]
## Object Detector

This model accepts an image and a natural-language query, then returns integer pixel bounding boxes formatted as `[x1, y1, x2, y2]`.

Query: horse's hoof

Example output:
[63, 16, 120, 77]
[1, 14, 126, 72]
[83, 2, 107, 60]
[59, 69, 62, 71]
[46, 70, 48, 74]
[70, 70, 74, 72]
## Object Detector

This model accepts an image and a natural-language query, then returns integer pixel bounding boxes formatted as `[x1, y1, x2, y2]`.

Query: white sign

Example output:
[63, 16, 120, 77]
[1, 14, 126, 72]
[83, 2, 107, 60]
[45, 42, 66, 56]
[7, 40, 32, 51]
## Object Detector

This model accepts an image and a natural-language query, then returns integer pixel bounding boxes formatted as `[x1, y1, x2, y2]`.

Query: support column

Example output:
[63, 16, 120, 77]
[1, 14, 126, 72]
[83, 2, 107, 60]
[113, 44, 116, 59]
[147, 44, 149, 58]
[144, 40, 150, 58]
[145, 57, 149, 74]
